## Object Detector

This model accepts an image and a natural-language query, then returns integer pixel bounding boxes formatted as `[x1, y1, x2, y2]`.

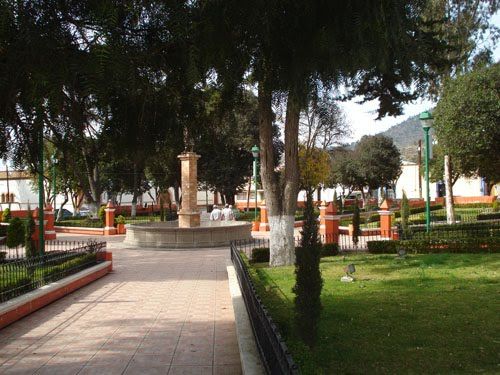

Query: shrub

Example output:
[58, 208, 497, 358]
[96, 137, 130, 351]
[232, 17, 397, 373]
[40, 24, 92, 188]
[352, 200, 360, 246]
[401, 191, 410, 238]
[477, 212, 500, 221]
[97, 205, 106, 222]
[251, 247, 270, 263]
[2, 208, 11, 222]
[409, 222, 496, 239]
[394, 204, 443, 218]
[321, 243, 339, 257]
[368, 238, 500, 254]
[367, 240, 399, 254]
[0, 251, 6, 262]
[293, 191, 323, 348]
[115, 215, 126, 225]
[24, 210, 37, 258]
[492, 200, 499, 212]
[6, 217, 24, 249]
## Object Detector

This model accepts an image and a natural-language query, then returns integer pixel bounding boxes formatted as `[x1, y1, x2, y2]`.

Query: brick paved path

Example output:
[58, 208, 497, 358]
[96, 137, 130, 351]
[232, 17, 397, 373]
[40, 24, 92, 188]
[0, 247, 241, 375]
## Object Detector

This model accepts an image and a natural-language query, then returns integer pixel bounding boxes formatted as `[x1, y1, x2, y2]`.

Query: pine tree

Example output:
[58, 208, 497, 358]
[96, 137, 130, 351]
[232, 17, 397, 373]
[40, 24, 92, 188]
[401, 190, 411, 239]
[24, 209, 37, 258]
[293, 189, 323, 347]
[352, 200, 360, 246]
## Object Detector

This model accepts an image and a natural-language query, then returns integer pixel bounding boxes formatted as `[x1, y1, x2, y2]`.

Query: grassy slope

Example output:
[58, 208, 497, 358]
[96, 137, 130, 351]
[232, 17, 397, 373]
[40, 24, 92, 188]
[250, 253, 499, 374]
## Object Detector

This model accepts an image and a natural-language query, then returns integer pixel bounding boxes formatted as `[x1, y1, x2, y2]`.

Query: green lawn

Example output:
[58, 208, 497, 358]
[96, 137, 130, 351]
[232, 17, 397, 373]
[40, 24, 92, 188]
[247, 253, 500, 374]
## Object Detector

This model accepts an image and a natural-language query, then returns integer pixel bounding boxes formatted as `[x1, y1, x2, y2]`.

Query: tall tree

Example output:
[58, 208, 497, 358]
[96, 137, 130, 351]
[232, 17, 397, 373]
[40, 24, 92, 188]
[434, 63, 500, 193]
[202, 1, 450, 266]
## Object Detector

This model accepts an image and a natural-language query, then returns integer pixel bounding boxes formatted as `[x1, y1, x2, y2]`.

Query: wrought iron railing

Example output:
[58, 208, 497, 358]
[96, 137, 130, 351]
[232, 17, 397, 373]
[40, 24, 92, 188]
[230, 240, 300, 375]
[0, 240, 106, 302]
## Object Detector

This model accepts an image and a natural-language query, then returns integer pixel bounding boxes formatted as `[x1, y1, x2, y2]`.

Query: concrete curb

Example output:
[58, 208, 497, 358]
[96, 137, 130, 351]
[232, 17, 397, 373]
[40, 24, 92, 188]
[226, 261, 266, 375]
[0, 261, 112, 329]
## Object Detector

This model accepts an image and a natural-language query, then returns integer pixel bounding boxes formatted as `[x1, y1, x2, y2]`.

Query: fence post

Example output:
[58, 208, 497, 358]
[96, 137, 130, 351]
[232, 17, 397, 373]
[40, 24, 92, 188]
[44, 203, 56, 240]
[104, 200, 117, 235]
[259, 205, 270, 231]
[378, 199, 393, 239]
[320, 201, 339, 244]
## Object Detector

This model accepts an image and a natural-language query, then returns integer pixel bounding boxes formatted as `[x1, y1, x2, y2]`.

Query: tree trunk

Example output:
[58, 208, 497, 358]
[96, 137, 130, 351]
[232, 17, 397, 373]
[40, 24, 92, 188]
[57, 194, 69, 221]
[444, 154, 455, 224]
[259, 83, 300, 266]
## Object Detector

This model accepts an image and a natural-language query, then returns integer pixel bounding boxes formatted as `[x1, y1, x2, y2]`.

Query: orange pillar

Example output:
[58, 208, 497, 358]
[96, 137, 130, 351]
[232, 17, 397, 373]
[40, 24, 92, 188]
[320, 201, 339, 244]
[104, 200, 117, 235]
[44, 204, 56, 240]
[259, 205, 270, 231]
[378, 199, 393, 239]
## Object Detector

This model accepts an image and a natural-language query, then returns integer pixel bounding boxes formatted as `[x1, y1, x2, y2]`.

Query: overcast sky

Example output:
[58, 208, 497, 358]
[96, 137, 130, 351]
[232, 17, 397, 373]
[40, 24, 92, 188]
[342, 11, 500, 142]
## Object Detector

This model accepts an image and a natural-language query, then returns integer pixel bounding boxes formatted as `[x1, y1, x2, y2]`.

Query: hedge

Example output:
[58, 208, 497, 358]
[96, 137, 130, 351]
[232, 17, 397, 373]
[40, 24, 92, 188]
[407, 222, 499, 240]
[250, 243, 340, 263]
[394, 204, 443, 218]
[367, 238, 500, 254]
[477, 212, 500, 221]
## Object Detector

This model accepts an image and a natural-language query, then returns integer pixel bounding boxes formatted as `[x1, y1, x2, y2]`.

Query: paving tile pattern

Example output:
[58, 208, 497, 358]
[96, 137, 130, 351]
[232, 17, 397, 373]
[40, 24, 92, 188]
[0, 248, 241, 374]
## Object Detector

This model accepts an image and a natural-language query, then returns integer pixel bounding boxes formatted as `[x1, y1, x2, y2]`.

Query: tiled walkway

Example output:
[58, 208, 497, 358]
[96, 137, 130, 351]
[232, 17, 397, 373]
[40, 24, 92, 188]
[0, 246, 241, 375]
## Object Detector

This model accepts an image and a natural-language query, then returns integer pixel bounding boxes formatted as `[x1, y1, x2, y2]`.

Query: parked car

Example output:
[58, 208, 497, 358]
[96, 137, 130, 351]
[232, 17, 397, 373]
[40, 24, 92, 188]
[76, 207, 90, 217]
[55, 208, 73, 220]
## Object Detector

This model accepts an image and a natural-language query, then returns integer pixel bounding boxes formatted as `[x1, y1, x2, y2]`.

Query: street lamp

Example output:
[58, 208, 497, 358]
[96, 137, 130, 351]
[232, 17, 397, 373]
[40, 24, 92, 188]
[251, 145, 260, 222]
[419, 110, 433, 233]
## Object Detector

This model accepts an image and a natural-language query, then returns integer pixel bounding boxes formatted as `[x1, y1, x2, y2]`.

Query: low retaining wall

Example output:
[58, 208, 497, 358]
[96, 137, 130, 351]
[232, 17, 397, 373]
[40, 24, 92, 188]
[55, 226, 104, 235]
[0, 254, 112, 329]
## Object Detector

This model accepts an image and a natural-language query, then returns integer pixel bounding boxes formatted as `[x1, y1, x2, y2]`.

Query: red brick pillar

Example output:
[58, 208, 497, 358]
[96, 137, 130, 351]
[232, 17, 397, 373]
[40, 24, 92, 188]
[259, 205, 270, 231]
[104, 200, 117, 235]
[44, 204, 56, 240]
[32, 208, 46, 249]
[320, 201, 339, 244]
[378, 199, 393, 239]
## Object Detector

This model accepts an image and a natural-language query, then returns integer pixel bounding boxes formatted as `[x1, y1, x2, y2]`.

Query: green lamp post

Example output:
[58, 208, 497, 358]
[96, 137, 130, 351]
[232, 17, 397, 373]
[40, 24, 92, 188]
[419, 110, 433, 233]
[38, 127, 44, 255]
[52, 153, 57, 207]
[251, 145, 260, 222]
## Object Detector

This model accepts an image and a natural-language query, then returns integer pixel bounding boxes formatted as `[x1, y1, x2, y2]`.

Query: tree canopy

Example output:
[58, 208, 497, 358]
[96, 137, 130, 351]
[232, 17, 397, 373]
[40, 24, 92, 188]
[434, 63, 500, 189]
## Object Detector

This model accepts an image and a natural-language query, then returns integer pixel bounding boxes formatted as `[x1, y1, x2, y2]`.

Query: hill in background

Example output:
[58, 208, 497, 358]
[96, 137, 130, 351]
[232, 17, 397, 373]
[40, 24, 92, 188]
[377, 114, 425, 162]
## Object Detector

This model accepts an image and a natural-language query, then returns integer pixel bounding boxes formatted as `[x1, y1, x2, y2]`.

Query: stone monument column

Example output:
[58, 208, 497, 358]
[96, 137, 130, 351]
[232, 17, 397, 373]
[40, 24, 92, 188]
[178, 152, 201, 228]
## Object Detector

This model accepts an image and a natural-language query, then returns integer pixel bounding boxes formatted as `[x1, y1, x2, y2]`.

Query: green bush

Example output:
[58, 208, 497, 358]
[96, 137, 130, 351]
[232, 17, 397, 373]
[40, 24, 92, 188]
[321, 243, 339, 257]
[394, 204, 443, 218]
[251, 247, 270, 263]
[2, 208, 11, 222]
[401, 191, 410, 237]
[0, 224, 7, 237]
[6, 217, 24, 249]
[409, 222, 496, 239]
[97, 205, 106, 222]
[368, 238, 500, 254]
[24, 210, 37, 258]
[352, 201, 360, 246]
[115, 215, 126, 224]
[293, 192, 323, 347]
[0, 251, 6, 262]
[367, 240, 399, 254]
[492, 200, 499, 212]
[454, 203, 494, 209]
[477, 212, 500, 221]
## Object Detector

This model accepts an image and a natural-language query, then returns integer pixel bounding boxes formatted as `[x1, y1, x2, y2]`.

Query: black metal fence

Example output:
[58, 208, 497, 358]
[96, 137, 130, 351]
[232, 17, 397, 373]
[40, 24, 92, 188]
[0, 240, 99, 260]
[0, 240, 106, 302]
[230, 240, 300, 375]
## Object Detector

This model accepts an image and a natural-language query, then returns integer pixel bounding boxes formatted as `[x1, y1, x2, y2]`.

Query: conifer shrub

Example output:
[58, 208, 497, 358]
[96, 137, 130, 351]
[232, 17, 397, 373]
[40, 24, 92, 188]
[24, 209, 37, 259]
[6, 217, 24, 250]
[401, 191, 411, 238]
[293, 191, 323, 347]
[352, 200, 360, 246]
[2, 208, 11, 222]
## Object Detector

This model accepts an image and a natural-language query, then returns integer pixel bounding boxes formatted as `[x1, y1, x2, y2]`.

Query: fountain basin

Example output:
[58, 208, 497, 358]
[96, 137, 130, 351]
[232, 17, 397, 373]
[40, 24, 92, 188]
[123, 220, 252, 249]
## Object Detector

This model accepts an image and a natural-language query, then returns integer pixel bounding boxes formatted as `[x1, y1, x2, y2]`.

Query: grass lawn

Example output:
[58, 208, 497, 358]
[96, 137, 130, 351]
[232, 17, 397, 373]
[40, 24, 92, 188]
[248, 253, 499, 374]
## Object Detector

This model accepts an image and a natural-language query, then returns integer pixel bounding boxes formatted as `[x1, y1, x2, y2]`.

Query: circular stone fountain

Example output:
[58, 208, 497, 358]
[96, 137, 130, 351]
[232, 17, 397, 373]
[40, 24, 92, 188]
[123, 220, 251, 249]
[123, 151, 252, 249]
